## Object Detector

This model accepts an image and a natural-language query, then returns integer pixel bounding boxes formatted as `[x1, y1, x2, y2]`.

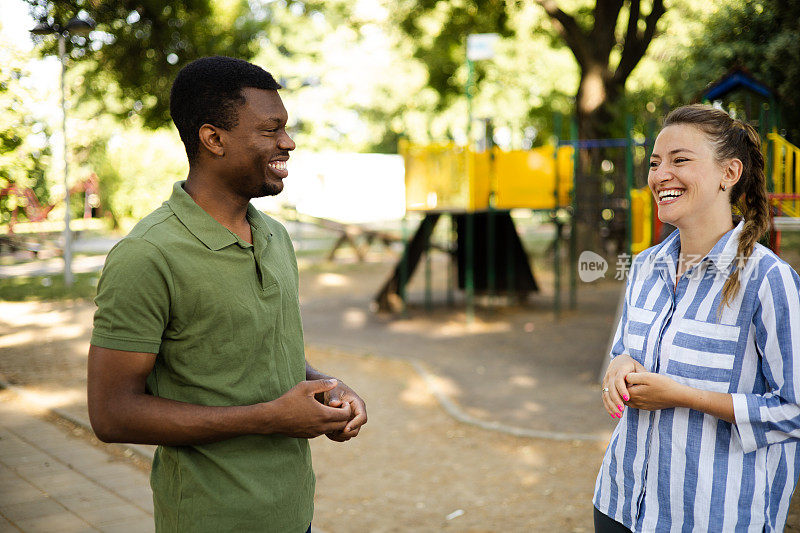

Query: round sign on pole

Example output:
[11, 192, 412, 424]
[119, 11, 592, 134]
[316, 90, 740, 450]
[466, 33, 499, 61]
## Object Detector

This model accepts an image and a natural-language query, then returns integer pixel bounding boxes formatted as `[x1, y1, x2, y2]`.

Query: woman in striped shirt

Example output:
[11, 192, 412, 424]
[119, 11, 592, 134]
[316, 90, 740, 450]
[594, 104, 800, 532]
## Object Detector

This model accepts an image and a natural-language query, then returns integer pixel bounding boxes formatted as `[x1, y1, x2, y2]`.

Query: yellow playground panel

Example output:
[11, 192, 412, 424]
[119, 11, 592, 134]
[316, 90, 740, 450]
[401, 140, 574, 212]
[401, 135, 800, 255]
[769, 132, 800, 218]
[630, 187, 653, 255]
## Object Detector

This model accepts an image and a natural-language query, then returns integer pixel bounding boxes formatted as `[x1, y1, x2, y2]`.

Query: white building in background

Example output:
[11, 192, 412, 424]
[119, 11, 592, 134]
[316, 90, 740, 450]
[252, 152, 406, 224]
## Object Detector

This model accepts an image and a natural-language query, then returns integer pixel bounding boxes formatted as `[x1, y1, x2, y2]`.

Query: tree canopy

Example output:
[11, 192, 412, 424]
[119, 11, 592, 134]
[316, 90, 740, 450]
[663, 0, 800, 142]
[24, 0, 265, 128]
[0, 35, 51, 225]
[394, 0, 667, 139]
[7, 0, 800, 228]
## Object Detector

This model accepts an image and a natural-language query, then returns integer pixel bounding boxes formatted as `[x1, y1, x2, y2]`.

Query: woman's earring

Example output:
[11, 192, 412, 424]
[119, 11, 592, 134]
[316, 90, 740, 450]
[721, 184, 727, 192]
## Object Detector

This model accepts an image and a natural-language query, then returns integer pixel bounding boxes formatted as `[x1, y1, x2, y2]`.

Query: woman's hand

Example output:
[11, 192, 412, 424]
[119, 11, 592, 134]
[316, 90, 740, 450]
[624, 372, 690, 411]
[601, 354, 645, 419]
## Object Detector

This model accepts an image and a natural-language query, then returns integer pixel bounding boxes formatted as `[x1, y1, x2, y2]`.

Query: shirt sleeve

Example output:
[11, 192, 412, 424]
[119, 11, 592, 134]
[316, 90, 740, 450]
[90, 236, 173, 354]
[732, 262, 800, 454]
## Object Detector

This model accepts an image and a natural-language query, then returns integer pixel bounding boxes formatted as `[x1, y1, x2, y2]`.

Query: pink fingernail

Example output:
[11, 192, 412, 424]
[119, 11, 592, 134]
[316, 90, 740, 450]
[617, 404, 623, 411]
[623, 395, 629, 401]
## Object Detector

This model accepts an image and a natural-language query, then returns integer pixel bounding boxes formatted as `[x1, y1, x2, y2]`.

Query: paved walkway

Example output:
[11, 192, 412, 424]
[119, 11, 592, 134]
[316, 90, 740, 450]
[0, 393, 153, 532]
[0, 235, 119, 280]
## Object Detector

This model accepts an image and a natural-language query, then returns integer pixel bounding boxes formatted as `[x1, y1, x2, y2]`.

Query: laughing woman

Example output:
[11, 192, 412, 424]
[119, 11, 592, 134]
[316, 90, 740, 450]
[594, 105, 800, 532]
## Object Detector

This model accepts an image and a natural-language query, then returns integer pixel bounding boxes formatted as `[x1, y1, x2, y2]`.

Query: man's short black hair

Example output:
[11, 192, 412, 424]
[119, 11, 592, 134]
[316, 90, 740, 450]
[169, 56, 281, 162]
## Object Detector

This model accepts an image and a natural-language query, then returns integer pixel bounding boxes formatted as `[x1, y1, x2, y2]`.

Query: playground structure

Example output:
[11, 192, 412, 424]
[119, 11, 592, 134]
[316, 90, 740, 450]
[373, 114, 659, 316]
[1, 174, 100, 233]
[379, 69, 799, 318]
[376, 112, 800, 316]
[0, 174, 100, 254]
[768, 132, 800, 253]
[699, 68, 800, 253]
[375, 139, 569, 314]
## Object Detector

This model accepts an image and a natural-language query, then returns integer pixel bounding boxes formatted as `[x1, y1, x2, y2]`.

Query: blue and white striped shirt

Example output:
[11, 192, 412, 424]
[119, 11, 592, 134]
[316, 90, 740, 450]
[594, 221, 800, 532]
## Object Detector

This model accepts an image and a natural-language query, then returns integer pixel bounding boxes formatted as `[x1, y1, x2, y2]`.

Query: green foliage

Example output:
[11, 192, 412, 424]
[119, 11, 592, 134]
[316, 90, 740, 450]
[247, 1, 435, 153]
[396, 0, 512, 109]
[86, 124, 187, 228]
[393, 0, 672, 142]
[661, 0, 800, 142]
[375, 2, 582, 147]
[0, 40, 52, 226]
[25, 0, 265, 128]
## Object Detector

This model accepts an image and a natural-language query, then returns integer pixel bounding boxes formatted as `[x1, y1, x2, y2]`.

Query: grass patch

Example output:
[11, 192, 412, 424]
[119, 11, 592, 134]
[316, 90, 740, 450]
[781, 231, 800, 251]
[777, 231, 800, 272]
[0, 272, 99, 301]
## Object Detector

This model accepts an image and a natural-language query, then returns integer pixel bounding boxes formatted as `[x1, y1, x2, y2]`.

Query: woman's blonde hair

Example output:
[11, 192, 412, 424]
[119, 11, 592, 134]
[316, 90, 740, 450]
[663, 104, 769, 311]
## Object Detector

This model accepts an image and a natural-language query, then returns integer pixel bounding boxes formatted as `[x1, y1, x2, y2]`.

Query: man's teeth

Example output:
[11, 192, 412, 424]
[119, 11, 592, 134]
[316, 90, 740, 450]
[269, 161, 287, 171]
[659, 190, 684, 200]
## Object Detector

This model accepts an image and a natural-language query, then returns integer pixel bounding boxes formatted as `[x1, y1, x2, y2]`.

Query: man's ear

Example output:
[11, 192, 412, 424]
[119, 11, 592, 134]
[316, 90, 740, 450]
[198, 124, 224, 158]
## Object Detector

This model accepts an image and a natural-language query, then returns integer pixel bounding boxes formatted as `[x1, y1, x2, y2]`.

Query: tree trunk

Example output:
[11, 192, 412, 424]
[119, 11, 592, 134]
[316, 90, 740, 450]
[532, 0, 667, 256]
[573, 63, 622, 255]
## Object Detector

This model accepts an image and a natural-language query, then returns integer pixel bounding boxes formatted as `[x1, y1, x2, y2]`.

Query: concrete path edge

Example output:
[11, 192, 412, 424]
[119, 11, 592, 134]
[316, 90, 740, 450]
[306, 342, 608, 442]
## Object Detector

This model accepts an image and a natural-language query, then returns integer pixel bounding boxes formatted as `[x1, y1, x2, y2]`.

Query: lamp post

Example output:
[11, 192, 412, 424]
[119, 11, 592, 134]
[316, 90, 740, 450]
[30, 15, 95, 287]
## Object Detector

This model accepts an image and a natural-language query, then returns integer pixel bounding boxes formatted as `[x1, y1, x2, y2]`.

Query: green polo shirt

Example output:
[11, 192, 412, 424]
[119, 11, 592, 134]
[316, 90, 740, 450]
[91, 181, 313, 533]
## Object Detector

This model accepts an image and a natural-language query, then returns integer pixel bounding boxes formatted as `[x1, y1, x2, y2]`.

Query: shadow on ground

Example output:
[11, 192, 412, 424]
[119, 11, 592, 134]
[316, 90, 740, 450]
[299, 258, 620, 438]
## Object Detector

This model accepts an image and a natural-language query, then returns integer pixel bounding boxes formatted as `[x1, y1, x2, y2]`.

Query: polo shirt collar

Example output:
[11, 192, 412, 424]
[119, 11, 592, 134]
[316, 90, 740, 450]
[167, 180, 239, 251]
[245, 203, 272, 240]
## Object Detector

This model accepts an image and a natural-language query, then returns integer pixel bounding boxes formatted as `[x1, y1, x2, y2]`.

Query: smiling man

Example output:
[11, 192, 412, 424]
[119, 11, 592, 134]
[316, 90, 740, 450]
[87, 56, 367, 533]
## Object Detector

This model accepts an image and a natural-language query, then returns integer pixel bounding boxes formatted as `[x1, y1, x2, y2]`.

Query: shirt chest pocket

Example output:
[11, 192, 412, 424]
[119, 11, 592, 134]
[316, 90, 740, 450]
[625, 305, 656, 358]
[665, 318, 740, 393]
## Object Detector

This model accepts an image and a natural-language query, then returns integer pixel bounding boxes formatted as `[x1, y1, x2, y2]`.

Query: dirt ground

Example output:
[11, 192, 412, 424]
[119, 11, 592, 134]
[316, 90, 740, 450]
[3, 251, 800, 531]
[0, 299, 605, 532]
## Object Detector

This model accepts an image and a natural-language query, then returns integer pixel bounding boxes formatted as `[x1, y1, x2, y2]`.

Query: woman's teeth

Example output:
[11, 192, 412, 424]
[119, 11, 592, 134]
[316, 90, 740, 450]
[659, 189, 684, 200]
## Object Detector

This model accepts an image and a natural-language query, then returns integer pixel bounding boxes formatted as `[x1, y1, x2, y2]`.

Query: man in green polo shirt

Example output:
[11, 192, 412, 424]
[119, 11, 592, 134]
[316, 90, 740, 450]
[87, 56, 367, 533]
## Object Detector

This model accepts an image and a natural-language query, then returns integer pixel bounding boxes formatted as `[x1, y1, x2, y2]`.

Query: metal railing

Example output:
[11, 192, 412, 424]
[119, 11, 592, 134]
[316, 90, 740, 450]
[768, 132, 800, 218]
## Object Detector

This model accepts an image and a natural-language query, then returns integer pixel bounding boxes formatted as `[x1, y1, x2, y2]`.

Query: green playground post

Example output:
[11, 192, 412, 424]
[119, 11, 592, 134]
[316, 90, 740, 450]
[553, 112, 562, 318]
[646, 117, 656, 247]
[486, 120, 496, 303]
[646, 118, 656, 161]
[425, 222, 432, 312]
[765, 103, 774, 193]
[487, 207, 495, 301]
[465, 53, 475, 324]
[447, 213, 455, 306]
[466, 59, 474, 141]
[466, 212, 475, 324]
[400, 215, 409, 317]
[506, 213, 515, 299]
[569, 116, 579, 310]
[624, 114, 635, 257]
